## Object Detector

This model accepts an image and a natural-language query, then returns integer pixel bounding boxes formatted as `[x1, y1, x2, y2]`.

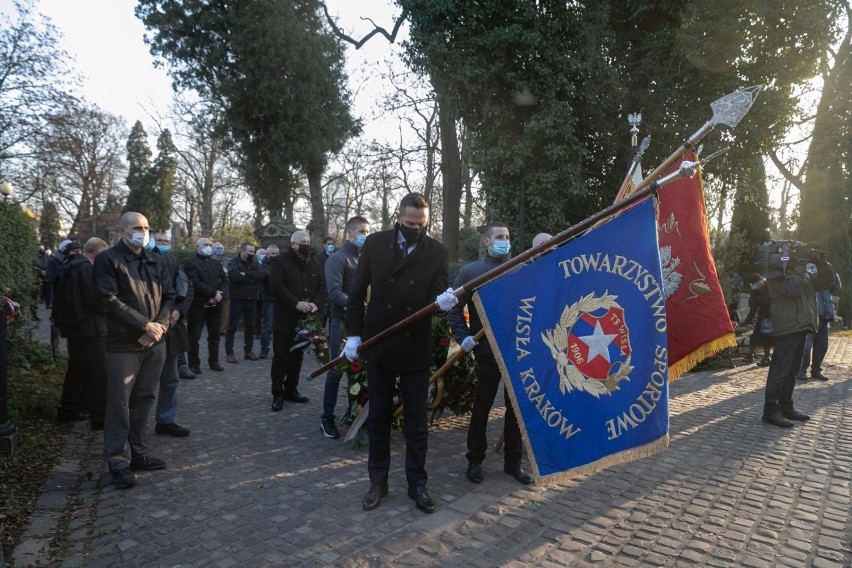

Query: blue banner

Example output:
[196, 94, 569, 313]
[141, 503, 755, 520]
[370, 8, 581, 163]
[473, 199, 669, 485]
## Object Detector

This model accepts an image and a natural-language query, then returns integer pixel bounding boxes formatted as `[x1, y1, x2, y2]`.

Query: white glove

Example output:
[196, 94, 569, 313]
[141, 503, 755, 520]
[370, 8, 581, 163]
[343, 336, 362, 361]
[436, 287, 458, 311]
[461, 336, 478, 352]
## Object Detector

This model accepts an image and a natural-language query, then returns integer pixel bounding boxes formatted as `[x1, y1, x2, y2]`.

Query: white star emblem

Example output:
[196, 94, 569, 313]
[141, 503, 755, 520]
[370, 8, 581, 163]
[578, 321, 617, 363]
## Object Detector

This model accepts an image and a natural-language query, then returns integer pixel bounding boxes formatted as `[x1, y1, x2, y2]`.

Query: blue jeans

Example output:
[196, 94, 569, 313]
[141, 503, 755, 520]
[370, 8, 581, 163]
[800, 317, 830, 374]
[156, 353, 180, 424]
[321, 316, 346, 419]
[260, 300, 274, 353]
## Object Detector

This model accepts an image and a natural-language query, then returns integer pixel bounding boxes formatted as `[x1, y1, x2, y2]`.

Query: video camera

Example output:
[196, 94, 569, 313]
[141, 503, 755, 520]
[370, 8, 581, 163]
[751, 240, 826, 277]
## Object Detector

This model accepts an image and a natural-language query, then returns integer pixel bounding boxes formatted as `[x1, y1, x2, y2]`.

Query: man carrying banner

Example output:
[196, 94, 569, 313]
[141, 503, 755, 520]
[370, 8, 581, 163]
[448, 222, 532, 485]
[343, 192, 457, 514]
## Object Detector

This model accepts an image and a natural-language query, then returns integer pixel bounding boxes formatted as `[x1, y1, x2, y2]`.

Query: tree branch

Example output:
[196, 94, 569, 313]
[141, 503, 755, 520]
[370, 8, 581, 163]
[769, 151, 805, 191]
[321, 3, 409, 49]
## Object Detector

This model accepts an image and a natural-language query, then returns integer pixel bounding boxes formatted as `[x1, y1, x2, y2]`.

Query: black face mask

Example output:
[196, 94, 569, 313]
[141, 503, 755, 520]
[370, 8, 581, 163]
[296, 243, 316, 262]
[397, 223, 426, 245]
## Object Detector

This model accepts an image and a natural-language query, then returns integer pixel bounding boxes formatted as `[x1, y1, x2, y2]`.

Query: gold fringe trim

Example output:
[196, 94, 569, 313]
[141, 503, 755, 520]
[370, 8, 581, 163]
[473, 292, 672, 488]
[538, 435, 670, 487]
[668, 332, 737, 381]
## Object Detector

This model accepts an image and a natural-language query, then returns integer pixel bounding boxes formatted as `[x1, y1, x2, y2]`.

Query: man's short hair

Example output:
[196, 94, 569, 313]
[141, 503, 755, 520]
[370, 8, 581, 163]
[398, 193, 429, 213]
[345, 216, 370, 233]
[324, 236, 335, 244]
[240, 242, 254, 252]
[482, 221, 508, 239]
[266, 244, 279, 252]
[532, 233, 553, 248]
[83, 237, 108, 254]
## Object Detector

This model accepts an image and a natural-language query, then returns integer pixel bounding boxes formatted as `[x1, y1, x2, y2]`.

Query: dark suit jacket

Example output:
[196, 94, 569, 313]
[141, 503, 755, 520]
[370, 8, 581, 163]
[270, 249, 327, 333]
[346, 229, 449, 371]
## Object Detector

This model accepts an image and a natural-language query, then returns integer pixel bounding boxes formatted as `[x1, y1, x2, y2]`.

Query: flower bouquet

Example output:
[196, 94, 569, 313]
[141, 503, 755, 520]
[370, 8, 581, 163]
[291, 313, 330, 364]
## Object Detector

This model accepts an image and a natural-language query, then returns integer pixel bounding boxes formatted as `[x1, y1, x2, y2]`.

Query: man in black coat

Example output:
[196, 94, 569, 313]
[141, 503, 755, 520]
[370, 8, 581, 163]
[344, 193, 457, 514]
[269, 230, 327, 410]
[53, 237, 109, 429]
[184, 237, 229, 374]
[225, 242, 265, 363]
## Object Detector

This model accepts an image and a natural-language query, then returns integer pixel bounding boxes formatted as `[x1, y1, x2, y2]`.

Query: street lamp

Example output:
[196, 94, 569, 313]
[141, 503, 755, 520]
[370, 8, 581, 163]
[514, 88, 539, 250]
[0, 181, 18, 455]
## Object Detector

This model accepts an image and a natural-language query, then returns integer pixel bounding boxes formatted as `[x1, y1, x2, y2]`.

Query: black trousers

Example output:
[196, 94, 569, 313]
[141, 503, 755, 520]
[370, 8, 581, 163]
[466, 359, 522, 467]
[366, 362, 429, 488]
[187, 302, 222, 367]
[225, 299, 256, 355]
[270, 327, 304, 396]
[59, 335, 106, 422]
[764, 331, 808, 411]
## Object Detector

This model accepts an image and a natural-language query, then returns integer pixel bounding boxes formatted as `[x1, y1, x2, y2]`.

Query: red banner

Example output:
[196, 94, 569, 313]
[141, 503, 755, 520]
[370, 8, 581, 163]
[657, 153, 735, 379]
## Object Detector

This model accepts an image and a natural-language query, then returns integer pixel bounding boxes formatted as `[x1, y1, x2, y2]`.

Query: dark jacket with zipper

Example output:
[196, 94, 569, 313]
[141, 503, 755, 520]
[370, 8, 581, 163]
[325, 240, 361, 320]
[153, 249, 194, 356]
[93, 239, 175, 352]
[448, 252, 508, 362]
[227, 255, 265, 300]
[184, 253, 228, 304]
[60, 253, 108, 338]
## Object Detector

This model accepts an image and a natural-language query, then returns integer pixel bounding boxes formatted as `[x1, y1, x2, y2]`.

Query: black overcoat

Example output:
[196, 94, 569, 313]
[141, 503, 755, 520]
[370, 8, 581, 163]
[270, 248, 327, 333]
[346, 228, 449, 371]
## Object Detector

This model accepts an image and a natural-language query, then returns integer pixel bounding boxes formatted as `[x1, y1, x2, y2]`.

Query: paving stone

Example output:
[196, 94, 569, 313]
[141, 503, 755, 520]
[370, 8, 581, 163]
[10, 321, 852, 567]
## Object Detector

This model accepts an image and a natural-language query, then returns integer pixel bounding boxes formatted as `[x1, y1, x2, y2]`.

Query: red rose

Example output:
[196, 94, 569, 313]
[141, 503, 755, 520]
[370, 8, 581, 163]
[350, 360, 364, 373]
[438, 337, 450, 347]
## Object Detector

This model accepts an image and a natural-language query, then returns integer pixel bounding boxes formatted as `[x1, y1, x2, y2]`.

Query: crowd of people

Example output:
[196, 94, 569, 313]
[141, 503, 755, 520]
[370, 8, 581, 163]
[32, 193, 844, 510]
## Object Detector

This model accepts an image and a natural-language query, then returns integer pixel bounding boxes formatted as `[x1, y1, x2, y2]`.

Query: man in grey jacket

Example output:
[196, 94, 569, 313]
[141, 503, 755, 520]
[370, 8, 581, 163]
[320, 216, 370, 438]
[762, 251, 835, 427]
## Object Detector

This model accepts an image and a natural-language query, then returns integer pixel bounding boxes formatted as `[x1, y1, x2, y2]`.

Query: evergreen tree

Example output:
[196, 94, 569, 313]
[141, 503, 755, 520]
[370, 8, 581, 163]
[123, 120, 154, 216]
[149, 129, 177, 232]
[38, 200, 61, 248]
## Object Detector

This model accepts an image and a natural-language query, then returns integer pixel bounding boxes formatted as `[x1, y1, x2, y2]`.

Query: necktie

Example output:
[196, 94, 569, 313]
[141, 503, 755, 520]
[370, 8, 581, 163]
[400, 242, 408, 257]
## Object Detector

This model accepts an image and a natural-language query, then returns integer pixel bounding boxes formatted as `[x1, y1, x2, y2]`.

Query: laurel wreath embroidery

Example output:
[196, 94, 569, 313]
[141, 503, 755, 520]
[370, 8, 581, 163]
[541, 291, 633, 398]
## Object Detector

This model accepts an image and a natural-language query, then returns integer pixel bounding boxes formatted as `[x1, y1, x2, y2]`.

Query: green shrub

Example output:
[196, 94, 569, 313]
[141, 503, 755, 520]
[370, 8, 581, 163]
[0, 201, 38, 318]
[6, 337, 66, 422]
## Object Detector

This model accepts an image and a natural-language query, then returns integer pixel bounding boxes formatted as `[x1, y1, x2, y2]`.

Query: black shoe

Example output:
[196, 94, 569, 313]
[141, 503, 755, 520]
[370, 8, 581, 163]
[762, 411, 794, 428]
[129, 455, 167, 471]
[504, 464, 533, 485]
[57, 410, 90, 423]
[811, 371, 829, 381]
[321, 416, 340, 438]
[795, 371, 808, 381]
[259, 350, 269, 360]
[155, 422, 191, 437]
[111, 467, 137, 489]
[407, 486, 435, 514]
[363, 482, 388, 511]
[189, 365, 203, 375]
[178, 365, 197, 379]
[209, 362, 224, 372]
[781, 408, 810, 421]
[282, 390, 308, 403]
[271, 396, 284, 412]
[467, 462, 483, 484]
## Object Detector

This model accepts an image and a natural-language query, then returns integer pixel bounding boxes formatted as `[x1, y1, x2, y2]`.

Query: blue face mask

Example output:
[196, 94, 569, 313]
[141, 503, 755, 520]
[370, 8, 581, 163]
[325, 244, 335, 253]
[213, 247, 224, 256]
[144, 237, 156, 251]
[491, 240, 511, 256]
[155, 244, 171, 254]
[257, 254, 266, 264]
[355, 235, 367, 248]
[808, 267, 817, 274]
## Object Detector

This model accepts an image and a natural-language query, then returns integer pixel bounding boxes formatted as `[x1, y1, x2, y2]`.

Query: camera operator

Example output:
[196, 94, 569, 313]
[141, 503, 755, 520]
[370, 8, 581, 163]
[762, 246, 835, 427]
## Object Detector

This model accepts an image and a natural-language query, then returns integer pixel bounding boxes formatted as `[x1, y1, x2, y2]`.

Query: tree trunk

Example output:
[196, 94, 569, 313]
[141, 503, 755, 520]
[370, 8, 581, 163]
[306, 165, 327, 249]
[437, 91, 462, 261]
[200, 139, 218, 237]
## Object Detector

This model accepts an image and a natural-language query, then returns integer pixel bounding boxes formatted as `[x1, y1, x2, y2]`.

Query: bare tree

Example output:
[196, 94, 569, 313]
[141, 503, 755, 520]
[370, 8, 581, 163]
[36, 103, 127, 240]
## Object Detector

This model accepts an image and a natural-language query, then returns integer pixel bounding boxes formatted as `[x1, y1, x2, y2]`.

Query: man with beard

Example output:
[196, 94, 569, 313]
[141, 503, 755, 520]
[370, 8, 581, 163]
[269, 231, 326, 411]
[343, 193, 457, 514]
[448, 222, 532, 486]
